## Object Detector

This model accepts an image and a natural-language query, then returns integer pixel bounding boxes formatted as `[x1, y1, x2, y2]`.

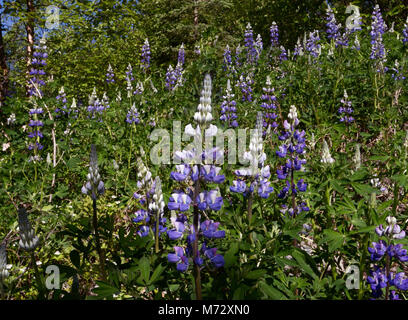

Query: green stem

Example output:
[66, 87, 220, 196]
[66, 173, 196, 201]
[92, 199, 107, 280]
[31, 251, 44, 299]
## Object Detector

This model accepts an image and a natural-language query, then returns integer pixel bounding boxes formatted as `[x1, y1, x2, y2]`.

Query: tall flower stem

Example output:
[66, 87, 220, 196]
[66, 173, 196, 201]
[92, 198, 106, 280]
[192, 167, 202, 300]
[31, 251, 44, 299]
[155, 211, 160, 254]
[385, 240, 391, 300]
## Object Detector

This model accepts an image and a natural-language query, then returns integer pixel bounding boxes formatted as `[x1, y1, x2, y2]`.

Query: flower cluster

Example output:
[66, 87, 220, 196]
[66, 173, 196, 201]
[134, 174, 167, 238]
[223, 45, 233, 74]
[55, 86, 68, 117]
[220, 79, 238, 128]
[235, 45, 242, 69]
[126, 103, 140, 124]
[270, 22, 279, 48]
[275, 105, 309, 217]
[106, 64, 115, 83]
[390, 60, 406, 82]
[403, 17, 408, 44]
[141, 38, 151, 73]
[236, 73, 254, 102]
[370, 5, 387, 71]
[260, 76, 278, 134]
[87, 87, 104, 121]
[321, 140, 335, 164]
[279, 46, 288, 62]
[306, 30, 321, 58]
[27, 106, 44, 161]
[81, 144, 105, 200]
[338, 90, 354, 123]
[18, 207, 40, 251]
[28, 37, 47, 97]
[167, 74, 226, 273]
[244, 23, 257, 64]
[125, 63, 134, 98]
[165, 44, 185, 91]
[255, 34, 263, 62]
[325, 6, 349, 48]
[230, 112, 273, 199]
[367, 217, 408, 300]
[293, 37, 304, 58]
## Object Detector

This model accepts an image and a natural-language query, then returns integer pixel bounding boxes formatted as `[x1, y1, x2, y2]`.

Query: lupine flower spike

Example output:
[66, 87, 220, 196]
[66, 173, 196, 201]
[18, 207, 40, 251]
[367, 217, 408, 299]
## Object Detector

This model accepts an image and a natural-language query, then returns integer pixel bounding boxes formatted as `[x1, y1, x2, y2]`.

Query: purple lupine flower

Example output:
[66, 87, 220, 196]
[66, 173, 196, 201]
[55, 86, 68, 117]
[325, 6, 341, 42]
[390, 60, 406, 82]
[403, 18, 408, 44]
[165, 65, 177, 91]
[81, 144, 105, 200]
[170, 164, 191, 182]
[204, 247, 225, 268]
[201, 220, 225, 239]
[260, 76, 278, 133]
[367, 267, 388, 297]
[86, 87, 105, 122]
[306, 30, 321, 58]
[27, 106, 44, 157]
[367, 217, 408, 299]
[223, 45, 232, 73]
[200, 165, 225, 184]
[126, 103, 140, 124]
[133, 209, 150, 223]
[141, 38, 151, 73]
[205, 190, 223, 211]
[28, 37, 47, 97]
[338, 90, 354, 123]
[368, 240, 387, 261]
[270, 22, 279, 48]
[177, 43, 185, 66]
[168, 246, 189, 272]
[167, 74, 226, 278]
[279, 46, 288, 62]
[244, 23, 257, 64]
[167, 216, 186, 240]
[220, 79, 238, 128]
[230, 113, 274, 200]
[370, 5, 387, 72]
[293, 37, 304, 58]
[236, 73, 254, 102]
[168, 192, 192, 212]
[106, 64, 115, 83]
[230, 180, 247, 193]
[276, 106, 308, 215]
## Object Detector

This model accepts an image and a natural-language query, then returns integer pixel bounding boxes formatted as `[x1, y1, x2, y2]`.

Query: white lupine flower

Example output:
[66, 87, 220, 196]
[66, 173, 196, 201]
[353, 144, 361, 170]
[321, 140, 335, 164]
[288, 105, 298, 121]
[7, 113, 16, 125]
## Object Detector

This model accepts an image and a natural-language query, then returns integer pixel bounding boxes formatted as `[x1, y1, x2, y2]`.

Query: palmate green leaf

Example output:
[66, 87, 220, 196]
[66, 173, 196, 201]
[351, 182, 380, 196]
[320, 230, 346, 252]
[91, 281, 120, 299]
